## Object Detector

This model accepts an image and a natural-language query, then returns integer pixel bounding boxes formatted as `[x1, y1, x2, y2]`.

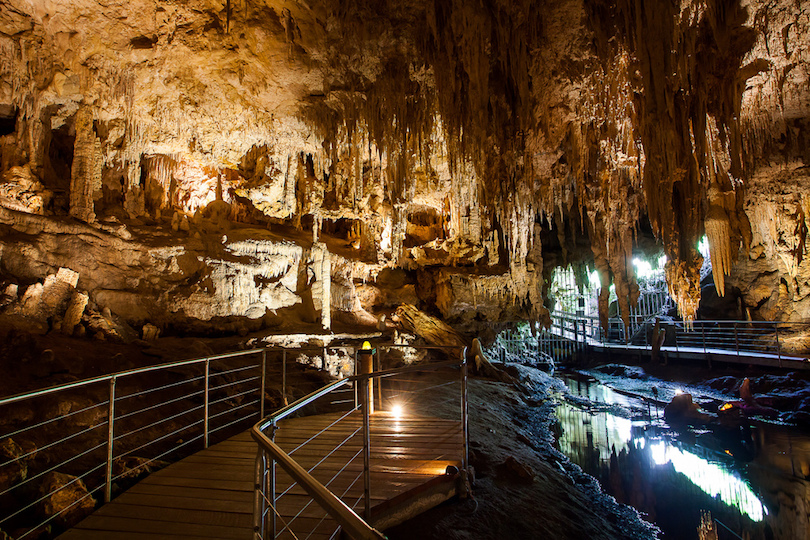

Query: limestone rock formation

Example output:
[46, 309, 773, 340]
[0, 0, 806, 337]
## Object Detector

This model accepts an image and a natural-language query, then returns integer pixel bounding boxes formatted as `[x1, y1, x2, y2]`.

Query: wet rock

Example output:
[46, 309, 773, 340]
[664, 393, 710, 425]
[0, 328, 40, 364]
[43, 396, 106, 427]
[190, 340, 214, 358]
[0, 164, 52, 215]
[113, 456, 168, 482]
[705, 375, 737, 392]
[38, 472, 96, 527]
[594, 364, 649, 380]
[502, 456, 536, 484]
[0, 438, 30, 492]
[141, 323, 160, 341]
[62, 291, 89, 335]
[84, 309, 137, 343]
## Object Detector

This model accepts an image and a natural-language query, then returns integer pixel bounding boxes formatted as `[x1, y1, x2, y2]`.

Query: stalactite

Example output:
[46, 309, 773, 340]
[586, 0, 759, 321]
[705, 185, 734, 295]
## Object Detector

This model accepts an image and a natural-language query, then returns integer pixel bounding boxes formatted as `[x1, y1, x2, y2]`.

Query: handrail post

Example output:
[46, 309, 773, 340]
[260, 350, 267, 420]
[354, 350, 359, 410]
[359, 346, 374, 414]
[282, 350, 287, 406]
[362, 375, 371, 520]
[536, 331, 541, 364]
[204, 358, 210, 449]
[105, 375, 116, 503]
[734, 322, 740, 357]
[375, 346, 382, 410]
[702, 324, 707, 354]
[270, 423, 277, 538]
[776, 323, 782, 367]
[461, 347, 469, 472]
[253, 451, 266, 539]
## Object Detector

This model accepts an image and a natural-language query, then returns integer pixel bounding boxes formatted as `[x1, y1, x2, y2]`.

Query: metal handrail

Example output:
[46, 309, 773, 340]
[252, 430, 385, 540]
[533, 310, 810, 365]
[0, 347, 267, 539]
[0, 348, 264, 407]
[251, 345, 467, 540]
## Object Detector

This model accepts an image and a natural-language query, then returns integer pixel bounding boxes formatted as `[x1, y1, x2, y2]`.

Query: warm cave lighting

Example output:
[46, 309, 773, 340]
[391, 403, 404, 420]
[674, 388, 684, 395]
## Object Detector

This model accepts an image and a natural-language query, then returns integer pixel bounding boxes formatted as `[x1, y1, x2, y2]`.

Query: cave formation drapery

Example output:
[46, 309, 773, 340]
[0, 0, 808, 337]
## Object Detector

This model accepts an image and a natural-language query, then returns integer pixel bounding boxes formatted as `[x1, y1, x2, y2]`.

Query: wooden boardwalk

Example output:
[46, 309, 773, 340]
[60, 410, 462, 540]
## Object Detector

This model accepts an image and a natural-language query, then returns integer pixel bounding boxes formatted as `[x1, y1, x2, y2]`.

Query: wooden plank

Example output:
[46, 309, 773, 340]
[72, 515, 251, 539]
[60, 530, 226, 540]
[95, 502, 253, 528]
[127, 482, 253, 503]
[141, 474, 251, 492]
[113, 492, 253, 514]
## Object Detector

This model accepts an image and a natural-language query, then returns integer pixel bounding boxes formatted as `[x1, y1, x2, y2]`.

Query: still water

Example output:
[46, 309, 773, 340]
[555, 374, 810, 540]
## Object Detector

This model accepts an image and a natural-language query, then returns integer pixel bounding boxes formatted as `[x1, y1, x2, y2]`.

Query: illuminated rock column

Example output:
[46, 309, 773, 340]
[69, 107, 102, 224]
[311, 243, 331, 330]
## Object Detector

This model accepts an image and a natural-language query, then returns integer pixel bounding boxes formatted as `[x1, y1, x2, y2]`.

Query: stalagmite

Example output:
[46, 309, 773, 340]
[310, 243, 332, 330]
[69, 107, 103, 224]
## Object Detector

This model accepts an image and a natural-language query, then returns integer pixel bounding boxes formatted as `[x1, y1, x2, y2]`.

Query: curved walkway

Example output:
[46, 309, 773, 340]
[59, 411, 462, 540]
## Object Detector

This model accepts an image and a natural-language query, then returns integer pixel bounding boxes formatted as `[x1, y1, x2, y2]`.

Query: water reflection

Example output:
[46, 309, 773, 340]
[556, 374, 810, 539]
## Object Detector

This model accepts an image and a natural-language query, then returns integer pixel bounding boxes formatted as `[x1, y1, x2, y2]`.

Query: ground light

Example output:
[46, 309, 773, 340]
[391, 403, 404, 419]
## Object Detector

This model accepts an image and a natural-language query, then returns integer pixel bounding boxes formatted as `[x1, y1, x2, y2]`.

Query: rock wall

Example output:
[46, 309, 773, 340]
[0, 0, 807, 335]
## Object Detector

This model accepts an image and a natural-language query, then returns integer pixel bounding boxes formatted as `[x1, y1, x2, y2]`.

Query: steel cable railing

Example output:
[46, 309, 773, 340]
[252, 344, 468, 540]
[536, 310, 810, 366]
[0, 347, 267, 539]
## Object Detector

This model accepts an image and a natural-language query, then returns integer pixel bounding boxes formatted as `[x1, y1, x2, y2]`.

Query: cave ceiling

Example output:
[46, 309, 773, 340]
[0, 0, 808, 334]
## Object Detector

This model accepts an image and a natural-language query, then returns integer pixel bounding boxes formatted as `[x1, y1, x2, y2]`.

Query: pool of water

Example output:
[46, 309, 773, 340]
[555, 373, 810, 540]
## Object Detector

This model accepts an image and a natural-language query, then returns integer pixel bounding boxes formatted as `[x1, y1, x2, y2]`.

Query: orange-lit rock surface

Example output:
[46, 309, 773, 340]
[0, 0, 807, 335]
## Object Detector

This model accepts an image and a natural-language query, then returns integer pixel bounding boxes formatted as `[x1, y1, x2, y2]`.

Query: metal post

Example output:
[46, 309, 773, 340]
[702, 324, 707, 354]
[375, 347, 382, 410]
[253, 451, 267, 539]
[361, 375, 371, 520]
[204, 358, 210, 449]
[674, 324, 679, 360]
[105, 376, 116, 503]
[354, 350, 359, 410]
[776, 324, 782, 367]
[537, 332, 541, 364]
[260, 350, 267, 420]
[270, 424, 277, 538]
[359, 346, 374, 415]
[282, 350, 287, 406]
[461, 348, 469, 471]
[734, 322, 740, 357]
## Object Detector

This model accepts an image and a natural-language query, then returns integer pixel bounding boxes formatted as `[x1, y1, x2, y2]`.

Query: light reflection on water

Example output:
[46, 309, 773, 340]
[555, 374, 810, 540]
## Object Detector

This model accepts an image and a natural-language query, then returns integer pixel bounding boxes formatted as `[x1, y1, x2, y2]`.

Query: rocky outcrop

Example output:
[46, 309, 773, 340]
[0, 0, 806, 335]
[37, 472, 95, 528]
